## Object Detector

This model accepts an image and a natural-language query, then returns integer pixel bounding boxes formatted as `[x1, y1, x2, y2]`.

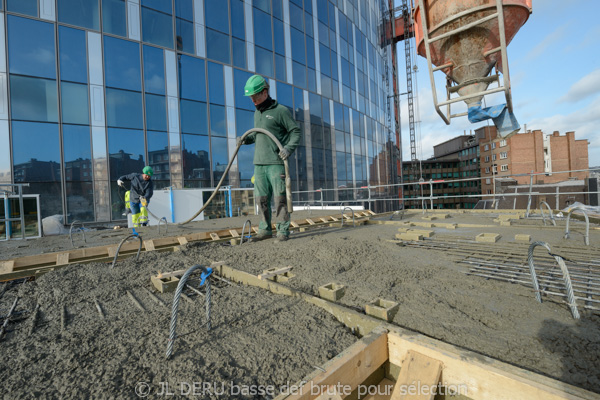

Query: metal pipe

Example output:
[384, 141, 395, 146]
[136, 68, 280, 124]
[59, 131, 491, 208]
[341, 207, 355, 228]
[565, 206, 590, 246]
[110, 234, 143, 269]
[69, 220, 87, 248]
[166, 264, 213, 359]
[539, 201, 556, 226]
[240, 220, 251, 245]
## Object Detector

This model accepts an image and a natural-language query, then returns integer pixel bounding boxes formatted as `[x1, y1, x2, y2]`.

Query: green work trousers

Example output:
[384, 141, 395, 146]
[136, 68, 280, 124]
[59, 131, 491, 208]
[254, 164, 290, 237]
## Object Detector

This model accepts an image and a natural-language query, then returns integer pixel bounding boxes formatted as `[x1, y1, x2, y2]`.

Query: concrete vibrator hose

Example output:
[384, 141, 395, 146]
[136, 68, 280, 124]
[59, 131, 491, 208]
[145, 128, 293, 226]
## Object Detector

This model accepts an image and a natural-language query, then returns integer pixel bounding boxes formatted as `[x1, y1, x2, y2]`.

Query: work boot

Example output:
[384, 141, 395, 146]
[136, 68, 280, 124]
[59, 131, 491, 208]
[274, 234, 289, 243]
[251, 233, 272, 242]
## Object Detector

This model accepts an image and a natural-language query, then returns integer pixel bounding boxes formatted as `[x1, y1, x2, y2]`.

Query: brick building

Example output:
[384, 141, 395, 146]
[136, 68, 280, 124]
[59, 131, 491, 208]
[478, 126, 589, 195]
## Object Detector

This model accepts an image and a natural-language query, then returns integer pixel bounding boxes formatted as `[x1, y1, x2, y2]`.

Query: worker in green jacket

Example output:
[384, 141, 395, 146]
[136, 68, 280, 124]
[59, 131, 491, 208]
[237, 75, 301, 242]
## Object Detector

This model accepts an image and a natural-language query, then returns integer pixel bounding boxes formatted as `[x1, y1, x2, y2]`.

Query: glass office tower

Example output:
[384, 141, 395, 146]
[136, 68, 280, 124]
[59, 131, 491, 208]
[0, 0, 396, 223]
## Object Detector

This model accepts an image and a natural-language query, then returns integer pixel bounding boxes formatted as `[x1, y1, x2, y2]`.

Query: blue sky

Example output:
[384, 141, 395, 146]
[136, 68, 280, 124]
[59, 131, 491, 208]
[395, 0, 600, 167]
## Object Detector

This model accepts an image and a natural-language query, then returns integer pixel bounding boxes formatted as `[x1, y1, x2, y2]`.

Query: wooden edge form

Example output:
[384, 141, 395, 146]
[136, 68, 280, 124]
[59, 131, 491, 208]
[213, 264, 600, 400]
[56, 253, 70, 266]
[280, 327, 388, 400]
[258, 266, 292, 280]
[0, 260, 15, 274]
[390, 350, 442, 400]
[144, 240, 156, 251]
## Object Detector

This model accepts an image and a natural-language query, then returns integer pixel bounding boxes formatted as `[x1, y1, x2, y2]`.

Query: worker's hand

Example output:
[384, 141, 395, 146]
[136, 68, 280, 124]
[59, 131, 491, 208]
[117, 179, 124, 187]
[279, 148, 290, 160]
[140, 197, 148, 207]
[236, 136, 246, 147]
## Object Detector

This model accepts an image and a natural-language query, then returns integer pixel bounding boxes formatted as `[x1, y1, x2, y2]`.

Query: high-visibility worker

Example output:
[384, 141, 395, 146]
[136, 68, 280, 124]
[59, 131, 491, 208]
[118, 166, 154, 227]
[237, 75, 301, 242]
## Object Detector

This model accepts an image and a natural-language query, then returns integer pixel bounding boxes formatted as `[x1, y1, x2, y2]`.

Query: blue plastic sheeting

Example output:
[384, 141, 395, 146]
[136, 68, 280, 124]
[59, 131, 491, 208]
[468, 101, 520, 138]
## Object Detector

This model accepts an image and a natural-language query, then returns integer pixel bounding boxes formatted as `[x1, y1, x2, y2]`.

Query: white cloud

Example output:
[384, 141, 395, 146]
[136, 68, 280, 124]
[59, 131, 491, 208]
[524, 22, 570, 63]
[558, 69, 600, 103]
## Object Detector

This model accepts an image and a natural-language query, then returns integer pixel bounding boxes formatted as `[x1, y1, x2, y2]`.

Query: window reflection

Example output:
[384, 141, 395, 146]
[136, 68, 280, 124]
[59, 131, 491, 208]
[179, 55, 206, 102]
[63, 125, 94, 221]
[182, 134, 211, 188]
[147, 130, 170, 182]
[275, 54, 286, 82]
[208, 62, 225, 106]
[142, 6, 174, 49]
[209, 105, 227, 137]
[106, 88, 143, 129]
[180, 100, 208, 134]
[231, 0, 245, 39]
[66, 181, 95, 222]
[273, 19, 285, 55]
[58, 0, 100, 30]
[104, 36, 141, 91]
[205, 0, 229, 34]
[143, 45, 165, 95]
[232, 38, 246, 69]
[253, 8, 272, 51]
[255, 47, 273, 78]
[61, 82, 90, 125]
[12, 121, 61, 182]
[8, 16, 56, 79]
[206, 28, 231, 64]
[292, 61, 306, 89]
[103, 0, 127, 37]
[6, 0, 37, 17]
[211, 136, 229, 184]
[233, 69, 253, 111]
[145, 94, 167, 131]
[59, 27, 88, 84]
[176, 18, 194, 54]
[10, 76, 58, 123]
[291, 28, 305, 64]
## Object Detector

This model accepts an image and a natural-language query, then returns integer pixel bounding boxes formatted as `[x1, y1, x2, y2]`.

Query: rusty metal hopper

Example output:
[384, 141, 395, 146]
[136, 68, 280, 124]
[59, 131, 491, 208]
[413, 0, 532, 136]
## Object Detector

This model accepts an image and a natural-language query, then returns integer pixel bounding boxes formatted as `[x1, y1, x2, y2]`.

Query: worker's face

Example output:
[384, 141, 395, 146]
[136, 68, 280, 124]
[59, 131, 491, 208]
[142, 174, 151, 181]
[249, 89, 268, 106]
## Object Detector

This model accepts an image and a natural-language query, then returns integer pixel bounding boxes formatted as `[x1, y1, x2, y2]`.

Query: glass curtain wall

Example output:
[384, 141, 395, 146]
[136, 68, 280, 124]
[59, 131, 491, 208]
[2, 0, 395, 222]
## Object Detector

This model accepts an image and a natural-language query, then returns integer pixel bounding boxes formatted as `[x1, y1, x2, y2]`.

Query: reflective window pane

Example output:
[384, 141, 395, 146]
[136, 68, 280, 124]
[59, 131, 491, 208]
[289, 3, 303, 31]
[59, 27, 88, 84]
[232, 38, 246, 69]
[211, 136, 228, 183]
[292, 61, 306, 89]
[180, 100, 207, 134]
[145, 94, 167, 131]
[233, 68, 253, 111]
[176, 18, 194, 54]
[106, 88, 143, 129]
[0, 124, 10, 184]
[253, 0, 270, 13]
[276, 81, 293, 109]
[182, 134, 211, 187]
[175, 0, 193, 20]
[208, 62, 225, 105]
[12, 121, 61, 182]
[206, 28, 231, 64]
[275, 54, 286, 82]
[143, 45, 165, 95]
[103, 0, 127, 37]
[10, 76, 58, 123]
[305, 10, 313, 37]
[273, 0, 283, 20]
[61, 82, 90, 125]
[255, 47, 273, 78]
[147, 130, 170, 181]
[8, 16, 56, 79]
[205, 0, 229, 34]
[274, 19, 285, 55]
[291, 27, 305, 64]
[6, 0, 37, 17]
[253, 8, 272, 51]
[104, 36, 141, 91]
[66, 181, 95, 222]
[179, 56, 206, 101]
[142, 7, 174, 48]
[231, 0, 245, 39]
[209, 104, 227, 137]
[141, 0, 172, 14]
[58, 0, 100, 30]
[63, 124, 92, 181]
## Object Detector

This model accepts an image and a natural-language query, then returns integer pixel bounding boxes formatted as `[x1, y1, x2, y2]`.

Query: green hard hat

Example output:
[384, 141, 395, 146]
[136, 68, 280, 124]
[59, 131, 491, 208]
[142, 166, 154, 176]
[244, 75, 268, 96]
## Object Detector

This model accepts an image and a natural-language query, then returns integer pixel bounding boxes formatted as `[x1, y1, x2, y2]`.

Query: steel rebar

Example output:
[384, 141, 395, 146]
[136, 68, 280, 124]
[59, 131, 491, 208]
[240, 220, 252, 245]
[127, 290, 145, 312]
[69, 220, 87, 248]
[61, 304, 67, 332]
[0, 296, 19, 339]
[158, 217, 168, 235]
[110, 234, 143, 268]
[539, 201, 556, 226]
[341, 207, 355, 228]
[94, 298, 105, 319]
[142, 287, 166, 307]
[28, 303, 39, 336]
[565, 206, 590, 246]
[166, 265, 213, 359]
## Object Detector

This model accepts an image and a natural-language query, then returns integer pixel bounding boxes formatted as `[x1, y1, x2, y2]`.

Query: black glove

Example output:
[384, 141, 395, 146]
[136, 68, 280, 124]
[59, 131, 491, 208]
[236, 136, 246, 147]
[279, 148, 290, 160]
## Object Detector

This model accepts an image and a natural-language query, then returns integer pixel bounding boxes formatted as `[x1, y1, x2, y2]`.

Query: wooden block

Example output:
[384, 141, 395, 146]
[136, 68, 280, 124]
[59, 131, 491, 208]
[0, 260, 15, 274]
[390, 350, 442, 400]
[252, 227, 259, 233]
[422, 215, 437, 221]
[107, 246, 118, 258]
[229, 229, 240, 238]
[515, 234, 531, 243]
[56, 253, 70, 266]
[319, 217, 330, 223]
[330, 216, 339, 221]
[306, 219, 316, 225]
[151, 275, 180, 293]
[365, 298, 399, 322]
[476, 233, 501, 243]
[258, 266, 292, 280]
[290, 221, 300, 228]
[501, 221, 512, 226]
[318, 283, 346, 301]
[275, 271, 296, 283]
[362, 378, 395, 400]
[409, 229, 434, 238]
[177, 237, 188, 245]
[395, 233, 423, 241]
[210, 233, 220, 241]
[230, 238, 240, 246]
[144, 240, 156, 251]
